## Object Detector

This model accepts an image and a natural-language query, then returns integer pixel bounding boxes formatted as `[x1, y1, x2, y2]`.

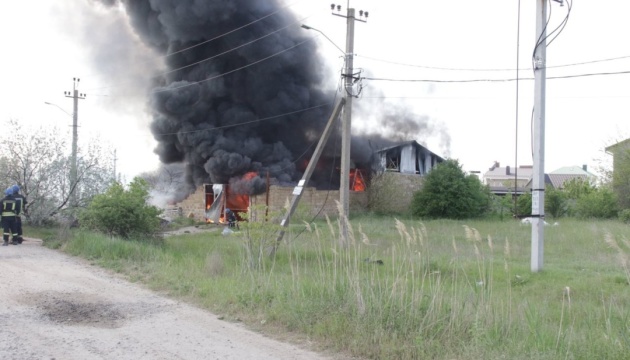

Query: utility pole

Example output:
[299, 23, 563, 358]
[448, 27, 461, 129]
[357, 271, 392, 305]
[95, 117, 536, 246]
[113, 149, 118, 182]
[274, 99, 346, 250]
[332, 3, 368, 245]
[531, 0, 548, 272]
[64, 78, 86, 212]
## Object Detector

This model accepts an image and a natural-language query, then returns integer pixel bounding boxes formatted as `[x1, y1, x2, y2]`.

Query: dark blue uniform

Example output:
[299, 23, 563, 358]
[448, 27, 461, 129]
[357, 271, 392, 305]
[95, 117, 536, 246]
[12, 185, 26, 243]
[1, 188, 21, 246]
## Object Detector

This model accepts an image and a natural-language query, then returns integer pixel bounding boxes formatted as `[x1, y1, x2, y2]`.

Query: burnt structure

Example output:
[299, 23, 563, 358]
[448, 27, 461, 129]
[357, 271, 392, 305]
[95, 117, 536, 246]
[92, 0, 450, 206]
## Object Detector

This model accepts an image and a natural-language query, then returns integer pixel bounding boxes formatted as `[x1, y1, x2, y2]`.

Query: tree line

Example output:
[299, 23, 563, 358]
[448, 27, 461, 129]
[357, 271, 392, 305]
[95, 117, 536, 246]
[406, 159, 623, 221]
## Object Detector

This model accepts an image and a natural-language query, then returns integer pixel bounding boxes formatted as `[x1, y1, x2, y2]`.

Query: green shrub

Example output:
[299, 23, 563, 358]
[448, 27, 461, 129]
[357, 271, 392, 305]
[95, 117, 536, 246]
[367, 172, 413, 215]
[487, 194, 517, 220]
[574, 187, 618, 219]
[545, 186, 568, 218]
[619, 209, 630, 224]
[411, 159, 491, 219]
[516, 192, 532, 217]
[79, 178, 162, 240]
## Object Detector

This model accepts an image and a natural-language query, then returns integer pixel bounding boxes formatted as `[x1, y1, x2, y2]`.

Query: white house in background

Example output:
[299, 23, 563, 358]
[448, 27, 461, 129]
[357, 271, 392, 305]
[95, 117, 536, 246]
[547, 165, 597, 189]
[484, 162, 597, 195]
[521, 164, 597, 190]
[483, 161, 533, 195]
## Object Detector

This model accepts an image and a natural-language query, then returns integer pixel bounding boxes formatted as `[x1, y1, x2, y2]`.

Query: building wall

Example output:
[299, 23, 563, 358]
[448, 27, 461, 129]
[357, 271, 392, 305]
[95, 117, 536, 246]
[368, 172, 425, 214]
[608, 141, 630, 209]
[175, 186, 206, 221]
[175, 184, 368, 223]
[250, 185, 368, 222]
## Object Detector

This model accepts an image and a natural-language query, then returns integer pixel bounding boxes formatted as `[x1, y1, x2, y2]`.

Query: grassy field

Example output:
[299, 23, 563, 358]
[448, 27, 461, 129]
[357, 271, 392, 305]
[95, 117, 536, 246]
[36, 216, 630, 359]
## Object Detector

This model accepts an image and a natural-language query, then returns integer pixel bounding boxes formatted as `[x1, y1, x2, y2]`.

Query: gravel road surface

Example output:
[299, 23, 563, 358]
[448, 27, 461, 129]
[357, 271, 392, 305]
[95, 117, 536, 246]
[0, 238, 332, 360]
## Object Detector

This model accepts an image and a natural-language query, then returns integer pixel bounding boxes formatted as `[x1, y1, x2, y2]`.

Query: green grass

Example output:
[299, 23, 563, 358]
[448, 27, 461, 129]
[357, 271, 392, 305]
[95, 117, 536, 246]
[45, 216, 630, 359]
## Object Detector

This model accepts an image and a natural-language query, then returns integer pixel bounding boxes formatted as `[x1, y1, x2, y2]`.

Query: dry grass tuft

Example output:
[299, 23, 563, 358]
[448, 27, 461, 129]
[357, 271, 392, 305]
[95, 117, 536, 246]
[205, 251, 225, 277]
[604, 232, 630, 285]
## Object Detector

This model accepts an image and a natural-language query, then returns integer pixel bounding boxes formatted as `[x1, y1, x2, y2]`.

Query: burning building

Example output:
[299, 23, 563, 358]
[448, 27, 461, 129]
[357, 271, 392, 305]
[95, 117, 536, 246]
[175, 164, 370, 223]
[376, 140, 443, 175]
[174, 140, 442, 223]
[93, 1, 450, 217]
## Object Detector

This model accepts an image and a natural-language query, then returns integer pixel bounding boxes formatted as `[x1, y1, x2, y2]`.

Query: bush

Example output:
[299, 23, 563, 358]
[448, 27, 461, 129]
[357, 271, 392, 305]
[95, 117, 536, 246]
[367, 172, 414, 215]
[619, 209, 630, 224]
[487, 194, 516, 220]
[573, 187, 618, 219]
[516, 192, 532, 217]
[79, 178, 163, 240]
[545, 186, 568, 218]
[411, 159, 491, 219]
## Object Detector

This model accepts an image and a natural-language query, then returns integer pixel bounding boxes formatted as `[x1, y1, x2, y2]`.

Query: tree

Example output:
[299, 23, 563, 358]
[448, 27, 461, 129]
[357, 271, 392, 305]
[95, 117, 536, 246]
[79, 178, 162, 240]
[573, 186, 618, 219]
[516, 192, 532, 217]
[545, 186, 568, 218]
[488, 194, 517, 221]
[563, 177, 595, 200]
[0, 119, 114, 225]
[411, 159, 491, 219]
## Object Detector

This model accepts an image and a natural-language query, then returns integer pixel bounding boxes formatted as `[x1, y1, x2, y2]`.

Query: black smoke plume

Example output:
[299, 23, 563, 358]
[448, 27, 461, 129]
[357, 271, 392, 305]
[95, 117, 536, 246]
[94, 0, 450, 200]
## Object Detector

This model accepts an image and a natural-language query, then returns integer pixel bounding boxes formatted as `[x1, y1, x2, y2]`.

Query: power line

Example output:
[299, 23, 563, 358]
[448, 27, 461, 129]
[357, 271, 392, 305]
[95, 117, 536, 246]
[357, 52, 630, 73]
[358, 55, 523, 72]
[83, 0, 617, 97]
[153, 102, 333, 137]
[362, 69, 630, 83]
[151, 38, 313, 94]
[156, 22, 309, 80]
[359, 94, 630, 100]
[545, 0, 572, 49]
[84, 1, 318, 92]
[164, 0, 305, 59]
[547, 55, 630, 69]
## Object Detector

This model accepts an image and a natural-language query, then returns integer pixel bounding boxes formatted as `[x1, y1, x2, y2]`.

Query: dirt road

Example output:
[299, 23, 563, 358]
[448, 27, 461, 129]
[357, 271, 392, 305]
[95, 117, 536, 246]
[0, 238, 331, 360]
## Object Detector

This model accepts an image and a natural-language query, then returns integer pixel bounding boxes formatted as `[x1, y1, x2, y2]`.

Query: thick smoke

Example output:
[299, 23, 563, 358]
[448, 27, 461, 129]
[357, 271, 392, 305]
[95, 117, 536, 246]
[94, 0, 450, 200]
[120, 0, 344, 197]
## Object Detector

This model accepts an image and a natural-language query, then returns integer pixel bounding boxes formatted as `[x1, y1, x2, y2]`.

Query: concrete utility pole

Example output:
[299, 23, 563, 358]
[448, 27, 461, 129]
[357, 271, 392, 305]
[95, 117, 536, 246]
[64, 78, 86, 212]
[113, 149, 118, 182]
[531, 0, 548, 272]
[332, 3, 368, 245]
[274, 99, 346, 249]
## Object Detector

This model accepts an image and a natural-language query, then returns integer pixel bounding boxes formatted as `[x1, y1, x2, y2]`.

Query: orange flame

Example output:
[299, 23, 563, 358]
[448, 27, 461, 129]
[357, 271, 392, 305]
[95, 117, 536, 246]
[243, 171, 258, 180]
[350, 169, 366, 192]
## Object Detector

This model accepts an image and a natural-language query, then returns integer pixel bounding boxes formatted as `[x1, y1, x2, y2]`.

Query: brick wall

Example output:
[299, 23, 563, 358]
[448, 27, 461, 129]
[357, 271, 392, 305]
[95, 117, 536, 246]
[174, 184, 368, 223]
[250, 185, 367, 222]
[175, 186, 206, 221]
[367, 172, 425, 213]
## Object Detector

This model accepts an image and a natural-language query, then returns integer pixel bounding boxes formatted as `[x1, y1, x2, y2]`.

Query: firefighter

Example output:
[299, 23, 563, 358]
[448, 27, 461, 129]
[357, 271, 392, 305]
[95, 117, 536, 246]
[225, 208, 238, 229]
[1, 187, 20, 246]
[11, 185, 26, 244]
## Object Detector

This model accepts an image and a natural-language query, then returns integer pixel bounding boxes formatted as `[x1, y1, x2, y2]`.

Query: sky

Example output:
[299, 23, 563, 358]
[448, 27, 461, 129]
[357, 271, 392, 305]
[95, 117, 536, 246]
[2, 0, 629, 183]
